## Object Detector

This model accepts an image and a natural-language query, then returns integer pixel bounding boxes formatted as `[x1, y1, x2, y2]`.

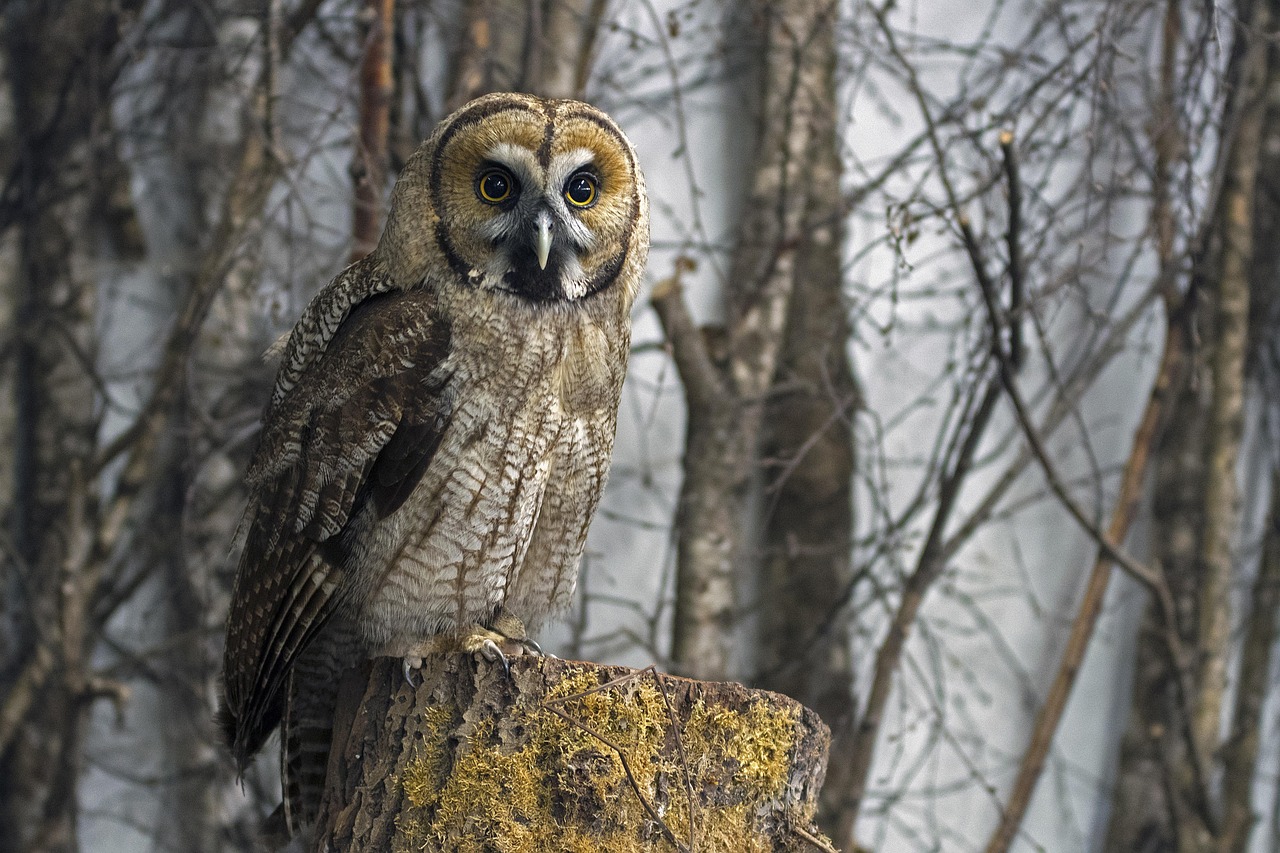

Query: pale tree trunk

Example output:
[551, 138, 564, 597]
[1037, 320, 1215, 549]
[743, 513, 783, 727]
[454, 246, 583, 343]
[1104, 1, 1276, 849]
[537, 0, 607, 101]
[1189, 6, 1265, 844]
[1217, 469, 1280, 853]
[754, 14, 860, 847]
[1217, 8, 1280, 847]
[1102, 2, 1203, 846]
[1101, 351, 1207, 853]
[657, 0, 846, 684]
[1180, 3, 1270, 849]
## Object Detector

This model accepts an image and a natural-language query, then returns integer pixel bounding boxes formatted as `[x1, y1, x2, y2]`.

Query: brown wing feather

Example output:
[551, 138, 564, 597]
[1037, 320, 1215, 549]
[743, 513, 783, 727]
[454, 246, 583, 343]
[221, 289, 453, 769]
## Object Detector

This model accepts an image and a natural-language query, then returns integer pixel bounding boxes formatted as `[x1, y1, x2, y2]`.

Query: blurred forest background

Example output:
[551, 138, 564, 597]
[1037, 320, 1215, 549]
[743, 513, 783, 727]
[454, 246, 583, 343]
[0, 0, 1278, 851]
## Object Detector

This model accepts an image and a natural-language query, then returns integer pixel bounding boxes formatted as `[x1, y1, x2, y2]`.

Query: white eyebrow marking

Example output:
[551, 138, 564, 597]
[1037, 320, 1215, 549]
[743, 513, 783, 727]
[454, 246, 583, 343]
[548, 148, 596, 190]
[486, 143, 542, 190]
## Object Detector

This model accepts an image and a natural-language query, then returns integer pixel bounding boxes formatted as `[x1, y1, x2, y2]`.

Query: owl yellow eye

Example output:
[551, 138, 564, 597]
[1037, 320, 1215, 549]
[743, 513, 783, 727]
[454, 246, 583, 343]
[564, 172, 598, 208]
[477, 168, 515, 204]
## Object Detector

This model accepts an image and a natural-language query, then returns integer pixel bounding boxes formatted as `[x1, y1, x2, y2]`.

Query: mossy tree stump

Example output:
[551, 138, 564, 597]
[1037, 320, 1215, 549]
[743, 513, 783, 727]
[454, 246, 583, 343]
[312, 655, 834, 852]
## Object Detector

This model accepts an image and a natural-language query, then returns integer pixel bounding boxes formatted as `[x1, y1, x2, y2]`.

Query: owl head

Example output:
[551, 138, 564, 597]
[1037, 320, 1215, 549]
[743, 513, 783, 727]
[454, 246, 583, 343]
[378, 93, 648, 307]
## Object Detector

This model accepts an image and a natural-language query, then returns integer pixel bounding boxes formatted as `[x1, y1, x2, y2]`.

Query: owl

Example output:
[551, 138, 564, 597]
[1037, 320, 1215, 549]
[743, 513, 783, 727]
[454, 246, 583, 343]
[219, 92, 648, 839]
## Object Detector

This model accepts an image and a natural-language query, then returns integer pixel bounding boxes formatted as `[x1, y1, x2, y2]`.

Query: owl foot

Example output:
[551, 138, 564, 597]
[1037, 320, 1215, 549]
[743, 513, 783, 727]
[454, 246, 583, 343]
[402, 656, 423, 688]
[489, 613, 551, 657]
[389, 618, 545, 687]
[398, 644, 504, 686]
[389, 635, 458, 688]
[458, 627, 524, 677]
[458, 616, 546, 678]
[469, 636, 511, 677]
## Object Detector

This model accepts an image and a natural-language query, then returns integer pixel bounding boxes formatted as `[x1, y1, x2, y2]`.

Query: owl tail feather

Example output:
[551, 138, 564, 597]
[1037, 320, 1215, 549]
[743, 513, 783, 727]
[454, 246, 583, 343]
[214, 696, 255, 778]
[280, 629, 355, 837]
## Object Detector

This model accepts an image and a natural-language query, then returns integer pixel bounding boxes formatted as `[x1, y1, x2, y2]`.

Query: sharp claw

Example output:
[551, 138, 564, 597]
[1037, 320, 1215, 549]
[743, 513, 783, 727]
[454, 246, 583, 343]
[521, 638, 544, 656]
[403, 656, 422, 688]
[479, 639, 511, 677]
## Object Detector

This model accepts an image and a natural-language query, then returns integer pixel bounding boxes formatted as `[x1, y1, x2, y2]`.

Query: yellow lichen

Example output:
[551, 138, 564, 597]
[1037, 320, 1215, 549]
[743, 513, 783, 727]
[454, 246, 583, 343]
[685, 699, 800, 799]
[392, 665, 809, 851]
[400, 705, 455, 810]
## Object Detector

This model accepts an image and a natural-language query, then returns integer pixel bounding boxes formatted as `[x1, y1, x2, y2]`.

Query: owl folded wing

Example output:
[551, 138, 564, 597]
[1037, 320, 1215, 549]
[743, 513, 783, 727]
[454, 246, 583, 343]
[220, 289, 453, 768]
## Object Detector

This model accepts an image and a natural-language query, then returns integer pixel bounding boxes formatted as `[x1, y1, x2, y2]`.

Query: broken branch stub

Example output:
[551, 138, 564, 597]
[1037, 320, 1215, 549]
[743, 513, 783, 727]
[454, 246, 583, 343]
[313, 655, 833, 852]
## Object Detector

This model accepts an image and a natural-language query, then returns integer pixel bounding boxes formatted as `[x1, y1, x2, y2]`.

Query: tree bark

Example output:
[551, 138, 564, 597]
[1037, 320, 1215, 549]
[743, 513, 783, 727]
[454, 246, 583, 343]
[312, 656, 834, 852]
[446, 0, 603, 106]
[755, 6, 860, 845]
[1103, 2, 1275, 850]
[351, 0, 395, 262]
[1101, 3, 1200, 848]
[661, 0, 843, 684]
[0, 3, 141, 848]
[1101, 350, 1207, 853]
[1189, 12, 1266, 849]
[1218, 469, 1280, 852]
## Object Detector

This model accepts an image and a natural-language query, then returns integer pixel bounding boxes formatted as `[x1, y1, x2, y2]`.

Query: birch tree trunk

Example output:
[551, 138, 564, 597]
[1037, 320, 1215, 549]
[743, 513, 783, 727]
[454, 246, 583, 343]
[1104, 1, 1277, 848]
[1188, 16, 1266, 848]
[659, 0, 850, 685]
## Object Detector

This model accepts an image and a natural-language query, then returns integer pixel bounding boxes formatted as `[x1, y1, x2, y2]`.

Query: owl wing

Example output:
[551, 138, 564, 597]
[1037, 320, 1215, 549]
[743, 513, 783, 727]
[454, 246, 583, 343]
[220, 288, 453, 768]
[270, 256, 398, 407]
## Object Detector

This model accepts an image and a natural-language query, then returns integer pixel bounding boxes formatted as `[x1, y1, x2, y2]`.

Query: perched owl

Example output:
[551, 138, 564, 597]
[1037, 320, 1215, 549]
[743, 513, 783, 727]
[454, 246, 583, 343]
[219, 92, 648, 839]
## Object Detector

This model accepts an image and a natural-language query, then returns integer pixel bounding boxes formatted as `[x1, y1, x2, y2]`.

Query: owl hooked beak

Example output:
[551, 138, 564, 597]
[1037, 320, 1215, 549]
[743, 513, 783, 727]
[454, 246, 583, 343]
[534, 210, 553, 271]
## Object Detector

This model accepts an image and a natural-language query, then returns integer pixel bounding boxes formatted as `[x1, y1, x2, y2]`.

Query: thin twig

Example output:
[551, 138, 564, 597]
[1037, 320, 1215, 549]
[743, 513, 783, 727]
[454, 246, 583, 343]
[543, 703, 689, 853]
[981, 179, 1193, 853]
[795, 825, 841, 853]
[656, 671, 698, 852]
[998, 131, 1025, 370]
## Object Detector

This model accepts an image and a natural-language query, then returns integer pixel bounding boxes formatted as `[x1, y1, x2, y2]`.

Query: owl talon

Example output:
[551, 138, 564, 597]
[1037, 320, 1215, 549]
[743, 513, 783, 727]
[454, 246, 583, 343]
[478, 639, 511, 677]
[489, 613, 550, 658]
[402, 657, 421, 688]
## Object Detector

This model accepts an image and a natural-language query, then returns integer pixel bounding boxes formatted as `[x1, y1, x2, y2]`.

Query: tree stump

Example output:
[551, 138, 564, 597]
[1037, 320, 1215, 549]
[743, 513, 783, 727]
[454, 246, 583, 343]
[312, 655, 835, 852]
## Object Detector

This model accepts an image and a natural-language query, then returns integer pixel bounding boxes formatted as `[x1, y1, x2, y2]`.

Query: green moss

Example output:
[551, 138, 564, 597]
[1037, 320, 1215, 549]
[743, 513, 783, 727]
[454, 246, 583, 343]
[392, 666, 809, 851]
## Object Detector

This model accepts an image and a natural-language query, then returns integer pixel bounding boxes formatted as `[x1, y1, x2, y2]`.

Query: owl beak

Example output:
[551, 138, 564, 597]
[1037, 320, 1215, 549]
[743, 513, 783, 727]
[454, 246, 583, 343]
[534, 212, 553, 271]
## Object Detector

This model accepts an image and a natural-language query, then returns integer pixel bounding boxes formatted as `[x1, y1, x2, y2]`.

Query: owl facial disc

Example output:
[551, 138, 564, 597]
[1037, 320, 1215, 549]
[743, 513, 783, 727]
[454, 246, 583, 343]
[418, 93, 646, 305]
